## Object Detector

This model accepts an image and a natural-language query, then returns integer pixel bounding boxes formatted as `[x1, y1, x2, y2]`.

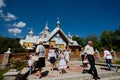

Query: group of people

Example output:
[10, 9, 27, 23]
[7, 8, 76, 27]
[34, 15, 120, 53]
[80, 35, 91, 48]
[27, 40, 71, 78]
[80, 41, 118, 80]
[27, 40, 118, 80]
[48, 45, 71, 74]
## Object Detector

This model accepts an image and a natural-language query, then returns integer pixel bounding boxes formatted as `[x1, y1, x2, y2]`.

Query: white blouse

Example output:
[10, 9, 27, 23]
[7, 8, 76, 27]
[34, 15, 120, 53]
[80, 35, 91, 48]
[36, 44, 46, 57]
[64, 50, 70, 60]
[48, 49, 56, 59]
[80, 51, 85, 55]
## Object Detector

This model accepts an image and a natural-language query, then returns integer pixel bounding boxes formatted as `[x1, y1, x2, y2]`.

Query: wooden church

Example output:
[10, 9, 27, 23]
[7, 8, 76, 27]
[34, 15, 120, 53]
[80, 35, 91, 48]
[20, 19, 80, 56]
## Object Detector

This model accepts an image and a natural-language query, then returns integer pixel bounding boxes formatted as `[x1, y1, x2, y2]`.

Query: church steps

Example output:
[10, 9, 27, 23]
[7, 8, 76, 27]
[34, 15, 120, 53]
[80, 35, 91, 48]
[27, 67, 120, 80]
[101, 76, 120, 80]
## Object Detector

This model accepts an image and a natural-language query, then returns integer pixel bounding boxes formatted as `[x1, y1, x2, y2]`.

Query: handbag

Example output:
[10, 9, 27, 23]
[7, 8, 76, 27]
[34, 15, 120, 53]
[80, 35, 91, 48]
[32, 56, 39, 61]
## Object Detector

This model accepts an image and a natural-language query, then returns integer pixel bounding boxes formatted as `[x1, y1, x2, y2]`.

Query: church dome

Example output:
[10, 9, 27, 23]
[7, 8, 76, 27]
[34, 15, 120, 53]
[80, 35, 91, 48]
[28, 28, 34, 36]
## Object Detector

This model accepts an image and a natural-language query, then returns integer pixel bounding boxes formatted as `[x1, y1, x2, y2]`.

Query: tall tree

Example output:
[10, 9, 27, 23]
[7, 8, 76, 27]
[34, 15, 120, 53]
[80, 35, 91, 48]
[72, 35, 84, 47]
[113, 27, 120, 49]
[0, 36, 25, 54]
[83, 35, 101, 50]
[100, 30, 114, 49]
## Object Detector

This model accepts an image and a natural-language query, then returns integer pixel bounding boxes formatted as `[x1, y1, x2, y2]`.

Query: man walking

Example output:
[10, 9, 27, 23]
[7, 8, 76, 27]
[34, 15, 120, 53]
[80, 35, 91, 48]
[84, 41, 100, 80]
[103, 47, 118, 72]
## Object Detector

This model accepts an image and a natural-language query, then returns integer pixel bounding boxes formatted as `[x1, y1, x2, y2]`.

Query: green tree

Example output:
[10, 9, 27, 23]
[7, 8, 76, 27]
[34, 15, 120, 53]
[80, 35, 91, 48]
[72, 35, 84, 46]
[100, 30, 114, 50]
[83, 35, 101, 50]
[113, 27, 120, 50]
[0, 36, 25, 54]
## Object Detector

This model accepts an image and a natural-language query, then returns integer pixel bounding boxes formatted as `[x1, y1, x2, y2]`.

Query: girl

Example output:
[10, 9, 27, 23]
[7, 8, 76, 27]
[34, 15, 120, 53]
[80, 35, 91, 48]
[48, 45, 56, 72]
[64, 47, 71, 69]
[58, 50, 67, 75]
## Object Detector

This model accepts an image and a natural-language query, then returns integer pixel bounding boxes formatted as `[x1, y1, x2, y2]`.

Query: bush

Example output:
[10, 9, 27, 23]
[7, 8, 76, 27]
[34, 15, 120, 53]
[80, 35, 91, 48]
[0, 36, 25, 54]
[0, 60, 27, 80]
[115, 60, 120, 64]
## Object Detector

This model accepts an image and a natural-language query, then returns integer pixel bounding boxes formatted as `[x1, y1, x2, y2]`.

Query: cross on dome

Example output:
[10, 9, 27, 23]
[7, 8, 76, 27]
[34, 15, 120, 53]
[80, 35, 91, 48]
[28, 28, 34, 36]
[57, 17, 60, 24]
[44, 21, 49, 30]
[56, 17, 60, 28]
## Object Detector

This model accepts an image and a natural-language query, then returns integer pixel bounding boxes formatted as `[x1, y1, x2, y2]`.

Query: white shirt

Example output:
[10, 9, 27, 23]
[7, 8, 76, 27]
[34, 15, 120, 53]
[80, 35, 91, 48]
[48, 49, 56, 59]
[80, 51, 85, 55]
[64, 50, 70, 61]
[28, 59, 34, 66]
[104, 50, 112, 59]
[84, 45, 95, 55]
[59, 53, 64, 59]
[36, 44, 46, 57]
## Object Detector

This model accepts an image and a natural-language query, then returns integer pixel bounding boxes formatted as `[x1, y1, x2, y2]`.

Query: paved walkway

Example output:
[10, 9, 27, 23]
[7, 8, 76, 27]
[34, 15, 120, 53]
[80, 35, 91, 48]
[26, 61, 120, 80]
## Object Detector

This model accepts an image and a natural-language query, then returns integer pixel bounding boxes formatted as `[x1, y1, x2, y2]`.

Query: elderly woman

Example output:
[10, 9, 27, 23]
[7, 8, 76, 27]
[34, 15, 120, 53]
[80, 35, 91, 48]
[35, 39, 46, 78]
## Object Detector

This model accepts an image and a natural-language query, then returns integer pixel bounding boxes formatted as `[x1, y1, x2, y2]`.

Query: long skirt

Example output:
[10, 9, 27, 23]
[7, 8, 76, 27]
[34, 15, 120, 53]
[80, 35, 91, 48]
[65, 56, 69, 61]
[59, 59, 67, 69]
[35, 57, 45, 69]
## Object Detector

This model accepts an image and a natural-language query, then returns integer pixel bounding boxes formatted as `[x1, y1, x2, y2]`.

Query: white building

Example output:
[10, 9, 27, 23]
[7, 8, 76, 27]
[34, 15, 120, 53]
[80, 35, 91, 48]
[20, 19, 80, 54]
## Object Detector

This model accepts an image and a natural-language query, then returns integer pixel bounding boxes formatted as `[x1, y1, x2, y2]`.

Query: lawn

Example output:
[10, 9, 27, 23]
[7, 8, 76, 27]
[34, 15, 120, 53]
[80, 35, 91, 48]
[0, 61, 27, 80]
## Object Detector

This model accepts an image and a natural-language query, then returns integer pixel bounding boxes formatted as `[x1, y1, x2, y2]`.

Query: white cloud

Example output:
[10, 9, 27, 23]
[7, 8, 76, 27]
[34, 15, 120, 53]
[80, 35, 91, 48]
[0, 0, 6, 8]
[4, 13, 17, 21]
[13, 21, 26, 28]
[0, 1, 17, 22]
[8, 28, 22, 36]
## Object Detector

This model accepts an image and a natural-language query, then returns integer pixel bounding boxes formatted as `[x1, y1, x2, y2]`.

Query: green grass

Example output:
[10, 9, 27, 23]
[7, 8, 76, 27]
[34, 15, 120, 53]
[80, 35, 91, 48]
[16, 61, 27, 71]
[0, 67, 11, 80]
[115, 60, 120, 64]
[0, 61, 27, 80]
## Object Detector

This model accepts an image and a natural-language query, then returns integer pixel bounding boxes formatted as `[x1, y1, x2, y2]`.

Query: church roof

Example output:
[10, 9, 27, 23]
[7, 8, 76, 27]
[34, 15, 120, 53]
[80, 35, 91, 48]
[20, 35, 39, 45]
[44, 27, 70, 43]
[38, 22, 50, 39]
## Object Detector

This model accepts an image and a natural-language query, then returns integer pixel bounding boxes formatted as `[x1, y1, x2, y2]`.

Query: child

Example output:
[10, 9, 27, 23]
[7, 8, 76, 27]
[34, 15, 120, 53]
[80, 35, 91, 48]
[28, 55, 35, 74]
[64, 47, 71, 69]
[58, 50, 67, 75]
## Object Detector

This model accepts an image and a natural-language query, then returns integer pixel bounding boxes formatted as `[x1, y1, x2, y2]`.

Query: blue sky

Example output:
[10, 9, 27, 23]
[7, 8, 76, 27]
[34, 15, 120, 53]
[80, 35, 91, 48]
[0, 0, 120, 38]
